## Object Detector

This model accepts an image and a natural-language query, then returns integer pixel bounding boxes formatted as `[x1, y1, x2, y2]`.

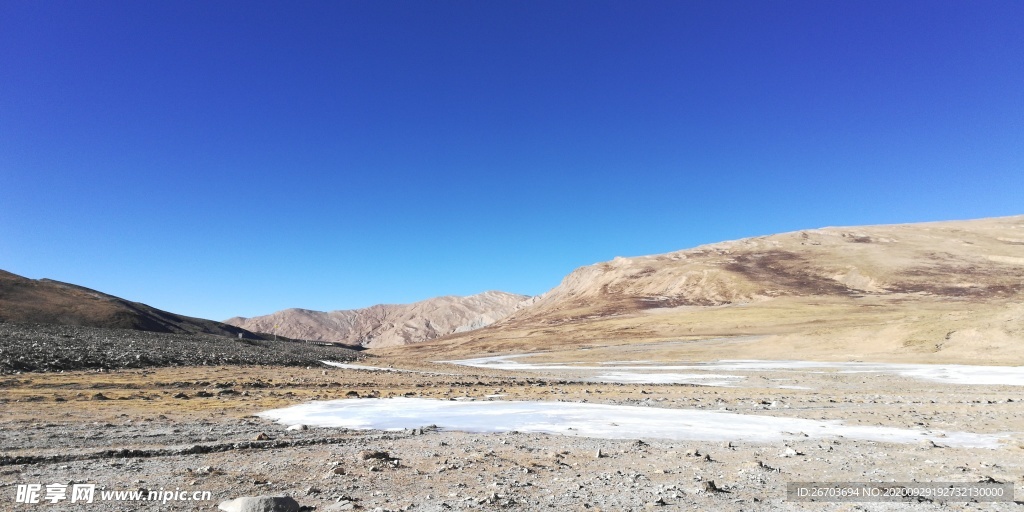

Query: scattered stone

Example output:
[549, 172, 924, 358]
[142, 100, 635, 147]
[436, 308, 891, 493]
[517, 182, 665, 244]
[195, 391, 214, 397]
[217, 495, 300, 512]
[286, 424, 308, 431]
[644, 497, 668, 508]
[91, 393, 109, 400]
[254, 433, 270, 441]
[702, 480, 727, 493]
[172, 392, 189, 399]
[358, 450, 392, 461]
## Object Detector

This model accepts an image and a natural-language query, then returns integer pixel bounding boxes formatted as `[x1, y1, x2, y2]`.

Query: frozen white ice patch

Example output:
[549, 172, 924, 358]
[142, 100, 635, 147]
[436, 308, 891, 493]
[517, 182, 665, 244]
[595, 372, 745, 387]
[258, 398, 1006, 448]
[320, 361, 448, 375]
[888, 365, 1024, 386]
[443, 355, 1024, 386]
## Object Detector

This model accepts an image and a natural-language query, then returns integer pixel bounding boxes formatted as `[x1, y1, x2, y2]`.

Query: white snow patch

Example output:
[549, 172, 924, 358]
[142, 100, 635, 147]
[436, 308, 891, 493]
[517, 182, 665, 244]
[321, 361, 413, 372]
[443, 355, 1024, 386]
[892, 365, 1024, 386]
[321, 361, 448, 375]
[595, 372, 744, 386]
[258, 398, 1006, 448]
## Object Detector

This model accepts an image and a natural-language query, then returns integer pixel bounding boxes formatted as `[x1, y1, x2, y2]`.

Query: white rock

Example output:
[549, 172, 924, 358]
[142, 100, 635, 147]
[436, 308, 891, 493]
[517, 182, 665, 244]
[218, 495, 299, 512]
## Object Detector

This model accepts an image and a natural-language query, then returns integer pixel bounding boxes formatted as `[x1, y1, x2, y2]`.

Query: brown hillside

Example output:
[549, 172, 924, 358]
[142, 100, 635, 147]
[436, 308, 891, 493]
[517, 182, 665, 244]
[225, 291, 530, 348]
[379, 216, 1024, 364]
[0, 270, 257, 338]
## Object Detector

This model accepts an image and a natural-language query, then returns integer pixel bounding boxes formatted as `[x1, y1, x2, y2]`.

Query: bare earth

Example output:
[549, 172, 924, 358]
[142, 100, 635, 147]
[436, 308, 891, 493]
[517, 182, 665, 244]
[2, 358, 1021, 511]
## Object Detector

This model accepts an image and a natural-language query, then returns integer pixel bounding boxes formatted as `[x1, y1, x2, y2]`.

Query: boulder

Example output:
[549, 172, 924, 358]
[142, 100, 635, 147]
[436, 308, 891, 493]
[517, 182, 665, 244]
[217, 495, 299, 512]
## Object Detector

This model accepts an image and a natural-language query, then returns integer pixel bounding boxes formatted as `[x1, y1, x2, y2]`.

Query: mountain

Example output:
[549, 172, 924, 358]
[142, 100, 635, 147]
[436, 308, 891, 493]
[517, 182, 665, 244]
[0, 270, 259, 339]
[384, 216, 1024, 364]
[224, 291, 530, 348]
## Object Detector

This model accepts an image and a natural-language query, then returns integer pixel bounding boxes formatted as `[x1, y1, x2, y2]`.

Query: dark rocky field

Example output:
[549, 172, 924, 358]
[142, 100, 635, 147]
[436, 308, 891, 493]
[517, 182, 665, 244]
[0, 323, 361, 374]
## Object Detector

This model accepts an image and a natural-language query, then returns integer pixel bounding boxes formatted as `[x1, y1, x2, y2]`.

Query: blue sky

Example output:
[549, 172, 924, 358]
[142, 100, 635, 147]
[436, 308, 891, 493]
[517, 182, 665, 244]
[1, 1, 1021, 320]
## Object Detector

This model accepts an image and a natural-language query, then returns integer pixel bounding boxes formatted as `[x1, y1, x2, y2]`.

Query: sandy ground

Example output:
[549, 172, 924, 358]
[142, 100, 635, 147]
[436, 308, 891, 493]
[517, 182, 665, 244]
[1, 358, 1023, 511]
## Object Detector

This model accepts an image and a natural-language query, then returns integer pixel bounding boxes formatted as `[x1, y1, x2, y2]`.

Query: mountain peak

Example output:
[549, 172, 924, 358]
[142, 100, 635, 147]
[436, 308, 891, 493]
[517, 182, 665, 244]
[224, 291, 530, 348]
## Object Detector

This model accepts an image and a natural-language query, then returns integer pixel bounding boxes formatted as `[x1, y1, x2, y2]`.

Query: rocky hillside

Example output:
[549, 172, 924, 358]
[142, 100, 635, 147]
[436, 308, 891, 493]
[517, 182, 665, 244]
[386, 216, 1024, 364]
[0, 322, 359, 374]
[511, 215, 1024, 323]
[0, 270, 258, 339]
[225, 291, 530, 348]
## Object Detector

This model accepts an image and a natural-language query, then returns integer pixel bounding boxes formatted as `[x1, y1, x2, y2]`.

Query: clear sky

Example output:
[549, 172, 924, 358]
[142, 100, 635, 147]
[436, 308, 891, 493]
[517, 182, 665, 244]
[1, 1, 1021, 321]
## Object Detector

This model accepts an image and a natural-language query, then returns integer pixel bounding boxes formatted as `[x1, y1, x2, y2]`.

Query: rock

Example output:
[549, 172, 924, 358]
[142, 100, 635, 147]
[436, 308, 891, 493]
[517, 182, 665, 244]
[286, 424, 308, 431]
[254, 433, 270, 441]
[702, 481, 726, 493]
[358, 449, 391, 461]
[644, 497, 668, 508]
[684, 448, 701, 457]
[325, 503, 355, 511]
[217, 495, 300, 512]
[91, 393, 110, 400]
[919, 439, 939, 449]
[195, 391, 214, 397]
[172, 392, 189, 399]
[781, 447, 802, 457]
[595, 448, 603, 458]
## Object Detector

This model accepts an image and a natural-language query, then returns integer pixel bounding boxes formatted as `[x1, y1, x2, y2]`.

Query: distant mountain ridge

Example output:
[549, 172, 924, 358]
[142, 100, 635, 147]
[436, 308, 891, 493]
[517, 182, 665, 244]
[224, 291, 530, 348]
[386, 215, 1024, 365]
[0, 270, 258, 338]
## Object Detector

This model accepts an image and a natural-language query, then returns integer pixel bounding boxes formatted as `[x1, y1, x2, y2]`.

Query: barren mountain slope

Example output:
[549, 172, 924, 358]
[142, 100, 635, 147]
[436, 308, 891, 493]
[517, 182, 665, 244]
[225, 291, 529, 348]
[0, 270, 257, 338]
[382, 216, 1024, 364]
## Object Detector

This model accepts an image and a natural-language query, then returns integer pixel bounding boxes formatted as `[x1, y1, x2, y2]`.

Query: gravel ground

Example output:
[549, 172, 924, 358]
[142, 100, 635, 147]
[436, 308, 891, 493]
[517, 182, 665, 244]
[1, 362, 1022, 511]
[0, 323, 361, 374]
